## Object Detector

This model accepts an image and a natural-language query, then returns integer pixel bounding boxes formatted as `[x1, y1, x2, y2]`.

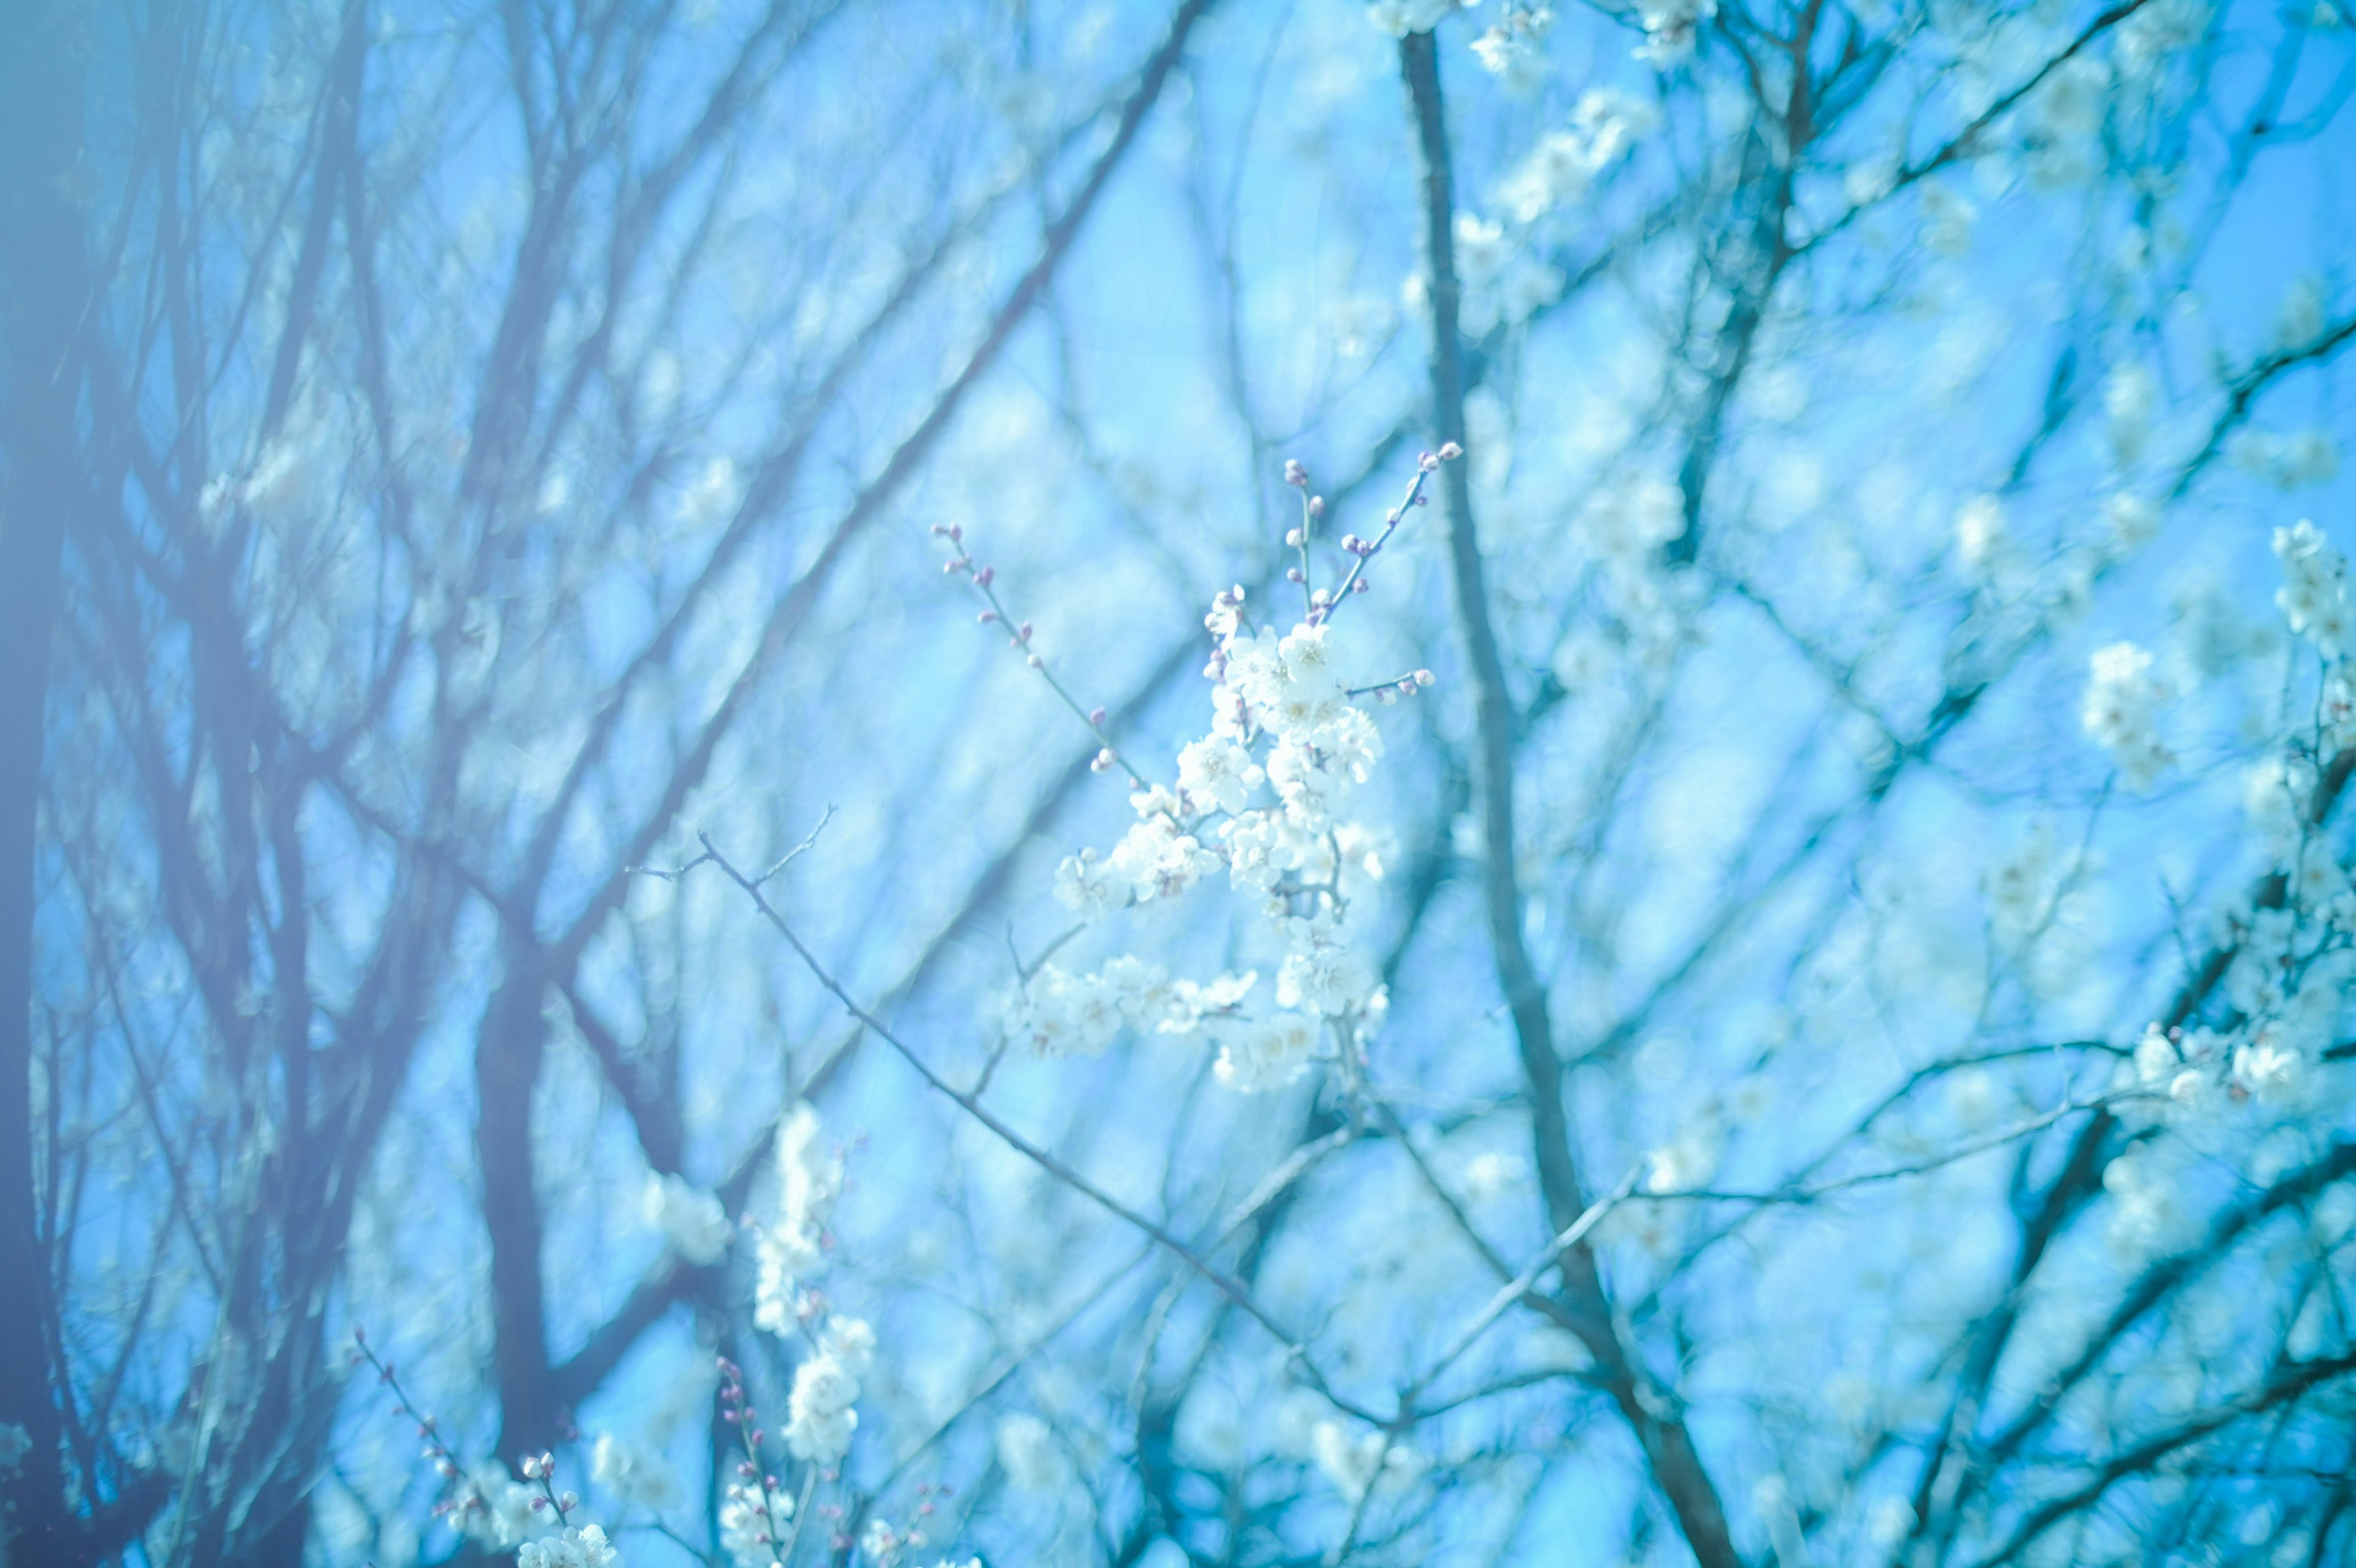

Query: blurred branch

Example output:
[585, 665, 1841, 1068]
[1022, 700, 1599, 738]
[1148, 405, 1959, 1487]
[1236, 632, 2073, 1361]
[1400, 30, 1741, 1568]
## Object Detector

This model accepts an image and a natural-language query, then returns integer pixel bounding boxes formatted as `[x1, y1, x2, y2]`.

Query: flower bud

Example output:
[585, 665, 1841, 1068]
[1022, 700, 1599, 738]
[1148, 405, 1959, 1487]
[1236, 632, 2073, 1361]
[1088, 706, 1107, 726]
[1284, 458, 1308, 488]
[1438, 440, 1463, 461]
[1027, 652, 1044, 669]
[1285, 527, 1303, 547]
[1352, 578, 1369, 593]
[974, 565, 995, 586]
[1307, 496, 1324, 518]
[1017, 620, 1032, 642]
[977, 609, 998, 625]
[1286, 567, 1304, 583]
[1419, 452, 1439, 472]
[1414, 669, 1434, 686]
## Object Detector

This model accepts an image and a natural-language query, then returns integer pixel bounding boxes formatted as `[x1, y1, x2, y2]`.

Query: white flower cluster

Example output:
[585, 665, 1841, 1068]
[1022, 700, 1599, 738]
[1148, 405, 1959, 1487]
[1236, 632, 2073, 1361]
[2081, 640, 2172, 790]
[1633, 0, 1714, 63]
[754, 1102, 841, 1335]
[457, 1464, 547, 1550]
[641, 1172, 732, 1267]
[1470, 4, 1553, 88]
[717, 1482, 778, 1568]
[2274, 520, 2350, 655]
[589, 1434, 679, 1513]
[1495, 90, 1657, 222]
[517, 1524, 620, 1568]
[1028, 583, 1406, 1092]
[2233, 426, 2341, 491]
[785, 1314, 875, 1464]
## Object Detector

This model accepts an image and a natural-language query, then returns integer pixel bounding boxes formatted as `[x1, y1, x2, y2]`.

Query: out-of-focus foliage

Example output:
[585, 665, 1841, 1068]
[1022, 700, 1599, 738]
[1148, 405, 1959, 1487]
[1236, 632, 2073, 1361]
[6, 0, 2356, 1565]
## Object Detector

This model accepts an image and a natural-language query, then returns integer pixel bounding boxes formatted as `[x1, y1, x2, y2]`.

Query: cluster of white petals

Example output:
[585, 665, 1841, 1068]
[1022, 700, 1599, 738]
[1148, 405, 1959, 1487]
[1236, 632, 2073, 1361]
[641, 1172, 732, 1267]
[754, 1103, 841, 1336]
[589, 1434, 679, 1513]
[2274, 519, 2350, 654]
[517, 1524, 620, 1568]
[2081, 640, 2172, 789]
[1026, 548, 1423, 1091]
[783, 1315, 874, 1464]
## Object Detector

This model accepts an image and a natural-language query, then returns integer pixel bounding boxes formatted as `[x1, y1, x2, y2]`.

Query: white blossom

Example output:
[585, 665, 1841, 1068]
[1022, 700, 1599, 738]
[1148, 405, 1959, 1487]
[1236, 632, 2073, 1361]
[2273, 519, 2349, 653]
[1053, 847, 1125, 918]
[1176, 737, 1264, 814]
[590, 1433, 679, 1513]
[1212, 1013, 1319, 1093]
[785, 1351, 861, 1463]
[517, 1523, 620, 1568]
[641, 1172, 733, 1266]
[755, 1103, 840, 1335]
[2081, 641, 2173, 789]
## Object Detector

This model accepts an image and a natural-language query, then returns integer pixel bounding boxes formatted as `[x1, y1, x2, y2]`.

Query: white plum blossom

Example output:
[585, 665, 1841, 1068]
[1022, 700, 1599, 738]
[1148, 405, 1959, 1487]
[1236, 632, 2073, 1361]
[785, 1349, 861, 1463]
[2233, 1035, 2304, 1105]
[1053, 846, 1125, 918]
[755, 1102, 840, 1335]
[2273, 520, 2349, 653]
[1212, 1012, 1320, 1093]
[517, 1524, 620, 1568]
[641, 1172, 732, 1266]
[1107, 814, 1222, 902]
[457, 1465, 547, 1550]
[1274, 942, 1377, 1017]
[1012, 964, 1125, 1057]
[719, 1481, 783, 1568]
[1177, 736, 1264, 813]
[590, 1433, 680, 1513]
[2081, 641, 2173, 789]
[1633, 0, 1714, 63]
[1495, 91, 1655, 221]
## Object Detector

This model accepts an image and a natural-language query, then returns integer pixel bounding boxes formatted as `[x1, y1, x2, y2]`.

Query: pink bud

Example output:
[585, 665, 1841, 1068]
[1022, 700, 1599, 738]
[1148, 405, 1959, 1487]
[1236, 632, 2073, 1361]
[1352, 578, 1370, 593]
[1414, 669, 1434, 686]
[1419, 452, 1439, 472]
[1284, 458, 1307, 487]
[1027, 652, 1044, 669]
[1286, 567, 1304, 583]
[1438, 440, 1463, 461]
[1414, 493, 1429, 507]
[978, 609, 998, 625]
[974, 565, 995, 586]
[948, 524, 962, 541]
[1088, 707, 1107, 726]
[929, 523, 948, 536]
[1018, 620, 1033, 642]
[1308, 496, 1325, 518]
[1386, 509, 1401, 525]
